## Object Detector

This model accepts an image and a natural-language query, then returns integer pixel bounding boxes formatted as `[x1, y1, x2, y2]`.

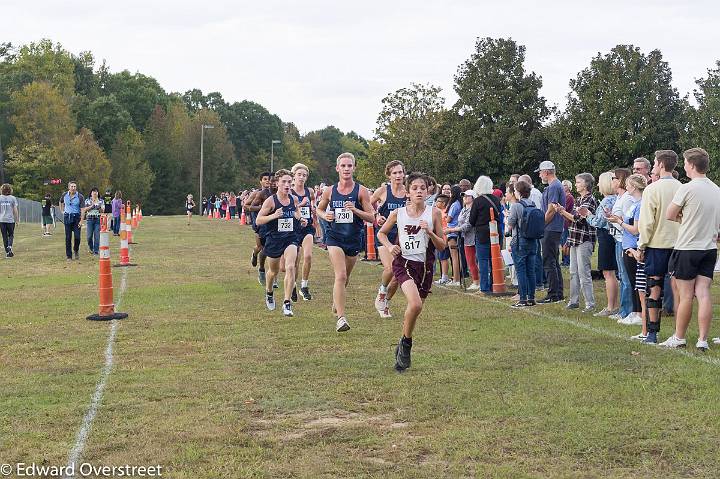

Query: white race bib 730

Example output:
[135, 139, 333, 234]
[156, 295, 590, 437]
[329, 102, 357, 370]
[335, 208, 353, 224]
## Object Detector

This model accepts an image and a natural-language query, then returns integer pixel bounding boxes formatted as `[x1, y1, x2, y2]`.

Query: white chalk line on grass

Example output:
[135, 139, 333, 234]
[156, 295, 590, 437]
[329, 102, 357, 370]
[64, 267, 128, 478]
[434, 283, 720, 368]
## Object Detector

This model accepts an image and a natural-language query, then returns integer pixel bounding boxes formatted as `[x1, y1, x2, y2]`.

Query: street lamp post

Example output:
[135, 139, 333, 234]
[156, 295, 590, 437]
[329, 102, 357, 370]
[270, 139, 281, 173]
[199, 124, 215, 212]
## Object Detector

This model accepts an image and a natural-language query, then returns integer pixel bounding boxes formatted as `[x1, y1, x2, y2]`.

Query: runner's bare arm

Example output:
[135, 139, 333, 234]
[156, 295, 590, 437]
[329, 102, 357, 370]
[352, 186, 377, 223]
[255, 197, 281, 225]
[316, 187, 333, 221]
[428, 208, 447, 251]
[370, 186, 386, 223]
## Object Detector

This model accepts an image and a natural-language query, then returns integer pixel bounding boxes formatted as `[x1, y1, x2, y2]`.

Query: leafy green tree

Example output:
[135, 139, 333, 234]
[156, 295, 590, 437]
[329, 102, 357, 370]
[4, 142, 56, 200]
[451, 37, 550, 181]
[109, 126, 154, 204]
[550, 45, 685, 177]
[79, 94, 133, 151]
[220, 100, 284, 184]
[372, 83, 448, 179]
[103, 70, 168, 131]
[11, 39, 76, 100]
[190, 108, 236, 195]
[10, 81, 75, 147]
[304, 126, 345, 183]
[53, 128, 111, 194]
[682, 60, 720, 181]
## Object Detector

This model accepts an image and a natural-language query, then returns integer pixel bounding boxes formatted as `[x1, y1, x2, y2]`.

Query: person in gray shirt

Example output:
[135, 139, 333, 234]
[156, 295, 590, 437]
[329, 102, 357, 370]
[0, 183, 20, 258]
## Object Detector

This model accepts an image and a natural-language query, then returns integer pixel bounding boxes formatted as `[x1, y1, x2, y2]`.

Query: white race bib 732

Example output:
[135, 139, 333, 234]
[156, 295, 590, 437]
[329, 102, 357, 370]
[278, 218, 293, 232]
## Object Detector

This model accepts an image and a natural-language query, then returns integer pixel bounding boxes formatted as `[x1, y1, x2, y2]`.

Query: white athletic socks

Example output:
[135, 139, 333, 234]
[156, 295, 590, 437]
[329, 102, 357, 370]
[378, 284, 388, 294]
[301, 280, 308, 288]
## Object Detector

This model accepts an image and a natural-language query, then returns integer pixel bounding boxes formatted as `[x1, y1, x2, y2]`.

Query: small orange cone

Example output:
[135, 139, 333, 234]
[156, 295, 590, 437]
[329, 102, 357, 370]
[225, 207, 230, 221]
[88, 217, 128, 320]
[240, 209, 247, 225]
[365, 222, 378, 261]
[488, 207, 510, 296]
[114, 207, 137, 268]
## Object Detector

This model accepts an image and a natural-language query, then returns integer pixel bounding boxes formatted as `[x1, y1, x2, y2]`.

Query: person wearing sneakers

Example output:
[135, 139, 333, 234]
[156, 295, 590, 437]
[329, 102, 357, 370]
[60, 181, 84, 261]
[316, 152, 376, 332]
[554, 173, 598, 313]
[662, 148, 720, 351]
[506, 180, 541, 307]
[608, 174, 648, 336]
[608, 168, 634, 322]
[587, 171, 619, 318]
[290, 163, 316, 302]
[185, 194, 196, 225]
[432, 194, 451, 285]
[245, 172, 274, 283]
[636, 150, 682, 344]
[446, 189, 480, 290]
[41, 193, 54, 236]
[443, 185, 464, 287]
[256, 169, 306, 317]
[377, 172, 446, 372]
[536, 161, 565, 304]
[371, 160, 407, 318]
[0, 184, 19, 258]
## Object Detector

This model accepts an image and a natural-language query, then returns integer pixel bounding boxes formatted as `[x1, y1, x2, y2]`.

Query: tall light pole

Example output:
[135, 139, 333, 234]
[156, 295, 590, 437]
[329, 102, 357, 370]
[270, 139, 281, 173]
[199, 124, 215, 210]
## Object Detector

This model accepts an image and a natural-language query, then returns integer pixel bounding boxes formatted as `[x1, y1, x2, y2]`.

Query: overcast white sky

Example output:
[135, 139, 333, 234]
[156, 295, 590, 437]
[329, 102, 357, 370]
[5, 0, 720, 138]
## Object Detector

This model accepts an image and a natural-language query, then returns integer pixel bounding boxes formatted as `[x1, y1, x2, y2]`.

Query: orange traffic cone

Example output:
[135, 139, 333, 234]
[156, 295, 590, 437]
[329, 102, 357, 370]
[240, 209, 246, 225]
[125, 202, 138, 244]
[114, 205, 137, 268]
[214, 209, 220, 219]
[132, 210, 138, 230]
[488, 207, 510, 296]
[225, 208, 230, 221]
[208, 209, 212, 219]
[364, 222, 378, 261]
[88, 217, 129, 320]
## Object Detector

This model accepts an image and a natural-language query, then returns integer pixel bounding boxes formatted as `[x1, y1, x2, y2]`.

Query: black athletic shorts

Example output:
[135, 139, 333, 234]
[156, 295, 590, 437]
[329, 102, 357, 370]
[644, 247, 673, 277]
[669, 249, 717, 280]
[326, 230, 362, 257]
[263, 236, 299, 259]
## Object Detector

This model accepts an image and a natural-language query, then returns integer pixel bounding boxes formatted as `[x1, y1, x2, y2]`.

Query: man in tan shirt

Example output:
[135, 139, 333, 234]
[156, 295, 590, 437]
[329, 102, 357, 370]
[663, 148, 720, 351]
[636, 150, 681, 343]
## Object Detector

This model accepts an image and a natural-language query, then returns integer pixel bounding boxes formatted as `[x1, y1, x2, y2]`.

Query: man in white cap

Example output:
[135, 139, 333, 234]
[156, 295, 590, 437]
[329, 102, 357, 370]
[535, 161, 565, 303]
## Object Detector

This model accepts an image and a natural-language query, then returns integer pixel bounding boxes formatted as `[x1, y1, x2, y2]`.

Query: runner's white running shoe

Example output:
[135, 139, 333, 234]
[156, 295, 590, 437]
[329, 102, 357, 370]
[712, 337, 720, 345]
[696, 340, 709, 352]
[658, 335, 687, 348]
[630, 333, 648, 341]
[374, 292, 387, 312]
[282, 301, 293, 317]
[336, 316, 350, 332]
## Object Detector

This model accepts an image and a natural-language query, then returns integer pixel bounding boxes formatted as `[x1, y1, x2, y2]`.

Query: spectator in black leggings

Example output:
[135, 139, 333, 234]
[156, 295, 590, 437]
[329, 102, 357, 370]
[0, 183, 19, 258]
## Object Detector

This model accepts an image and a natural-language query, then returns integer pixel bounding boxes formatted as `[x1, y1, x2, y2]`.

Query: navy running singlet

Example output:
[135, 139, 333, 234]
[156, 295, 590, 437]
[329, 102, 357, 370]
[266, 194, 299, 243]
[291, 186, 313, 227]
[378, 184, 405, 243]
[328, 182, 363, 238]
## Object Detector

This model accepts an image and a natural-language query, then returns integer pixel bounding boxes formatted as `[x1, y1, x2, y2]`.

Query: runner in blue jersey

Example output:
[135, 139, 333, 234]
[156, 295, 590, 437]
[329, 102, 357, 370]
[316, 152, 376, 332]
[256, 169, 307, 317]
[370, 160, 407, 318]
[290, 163, 316, 302]
[244, 172, 274, 284]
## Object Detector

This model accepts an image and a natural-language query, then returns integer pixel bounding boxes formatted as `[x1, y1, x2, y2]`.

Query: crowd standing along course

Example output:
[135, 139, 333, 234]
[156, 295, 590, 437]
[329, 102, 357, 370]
[1, 214, 720, 478]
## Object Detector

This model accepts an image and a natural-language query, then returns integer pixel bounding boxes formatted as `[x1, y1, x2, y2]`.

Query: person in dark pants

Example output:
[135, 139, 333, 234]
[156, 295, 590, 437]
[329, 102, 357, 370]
[60, 181, 84, 261]
[536, 161, 565, 303]
[0, 183, 19, 257]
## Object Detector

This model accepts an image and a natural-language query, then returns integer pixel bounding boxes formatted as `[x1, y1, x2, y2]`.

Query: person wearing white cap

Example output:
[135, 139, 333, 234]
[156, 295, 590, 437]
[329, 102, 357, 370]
[535, 160, 565, 303]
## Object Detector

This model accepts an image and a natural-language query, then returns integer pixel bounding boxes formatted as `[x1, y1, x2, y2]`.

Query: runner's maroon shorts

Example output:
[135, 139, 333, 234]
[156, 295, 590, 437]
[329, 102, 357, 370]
[392, 256, 434, 299]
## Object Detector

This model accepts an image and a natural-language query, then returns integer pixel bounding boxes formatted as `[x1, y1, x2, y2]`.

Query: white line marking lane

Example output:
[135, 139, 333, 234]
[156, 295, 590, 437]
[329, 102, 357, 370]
[64, 267, 128, 478]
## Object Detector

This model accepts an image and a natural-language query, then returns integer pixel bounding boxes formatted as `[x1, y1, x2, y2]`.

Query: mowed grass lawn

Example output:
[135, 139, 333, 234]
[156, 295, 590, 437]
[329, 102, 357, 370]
[1, 215, 720, 478]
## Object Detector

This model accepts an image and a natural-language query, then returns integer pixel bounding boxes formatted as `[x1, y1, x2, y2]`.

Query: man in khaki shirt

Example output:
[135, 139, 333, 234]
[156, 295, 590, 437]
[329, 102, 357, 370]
[663, 148, 720, 351]
[636, 150, 681, 343]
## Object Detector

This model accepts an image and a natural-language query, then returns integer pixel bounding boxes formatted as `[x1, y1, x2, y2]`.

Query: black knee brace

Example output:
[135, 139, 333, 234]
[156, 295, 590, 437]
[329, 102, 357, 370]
[645, 276, 664, 296]
[645, 297, 663, 333]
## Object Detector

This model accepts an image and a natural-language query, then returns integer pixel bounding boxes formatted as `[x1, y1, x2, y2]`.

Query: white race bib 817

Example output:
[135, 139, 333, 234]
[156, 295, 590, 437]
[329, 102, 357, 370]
[300, 206, 311, 219]
[400, 233, 424, 255]
[335, 208, 353, 224]
[278, 218, 293, 232]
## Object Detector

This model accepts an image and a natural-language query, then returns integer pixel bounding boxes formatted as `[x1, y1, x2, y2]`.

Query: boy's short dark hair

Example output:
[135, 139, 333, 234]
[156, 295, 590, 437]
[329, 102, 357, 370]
[655, 150, 678, 172]
[514, 180, 531, 199]
[434, 194, 449, 204]
[260, 171, 272, 179]
[405, 171, 430, 189]
[683, 147, 710, 174]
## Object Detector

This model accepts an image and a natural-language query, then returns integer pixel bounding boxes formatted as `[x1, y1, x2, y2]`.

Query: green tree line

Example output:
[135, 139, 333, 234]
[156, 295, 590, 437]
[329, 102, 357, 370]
[2, 38, 719, 215]
[0, 39, 367, 213]
[371, 38, 720, 185]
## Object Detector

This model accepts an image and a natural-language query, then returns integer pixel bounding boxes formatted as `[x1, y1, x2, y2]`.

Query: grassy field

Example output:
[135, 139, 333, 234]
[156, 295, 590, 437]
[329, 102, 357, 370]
[1, 215, 720, 478]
